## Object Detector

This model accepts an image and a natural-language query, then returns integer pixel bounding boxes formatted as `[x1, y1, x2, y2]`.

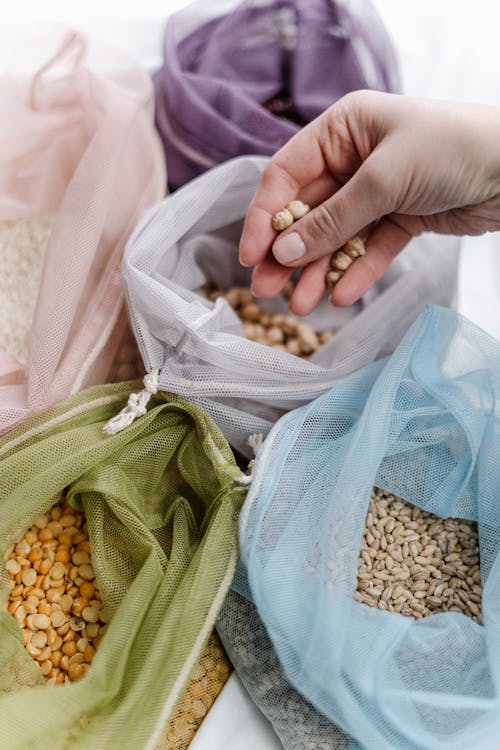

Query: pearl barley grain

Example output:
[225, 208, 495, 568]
[355, 489, 482, 623]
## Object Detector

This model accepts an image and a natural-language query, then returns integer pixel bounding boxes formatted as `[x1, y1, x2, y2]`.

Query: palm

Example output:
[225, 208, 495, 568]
[241, 91, 500, 312]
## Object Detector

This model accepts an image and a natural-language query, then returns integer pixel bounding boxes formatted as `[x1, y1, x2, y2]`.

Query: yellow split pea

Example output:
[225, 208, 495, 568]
[4, 499, 107, 685]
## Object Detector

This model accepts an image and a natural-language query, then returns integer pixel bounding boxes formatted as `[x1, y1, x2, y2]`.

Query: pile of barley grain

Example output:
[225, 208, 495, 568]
[355, 489, 482, 622]
[158, 632, 232, 750]
[0, 216, 53, 366]
[206, 285, 333, 358]
[4, 499, 107, 684]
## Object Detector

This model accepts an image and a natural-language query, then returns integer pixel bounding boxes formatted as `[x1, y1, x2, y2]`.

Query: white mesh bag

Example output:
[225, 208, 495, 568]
[120, 155, 459, 456]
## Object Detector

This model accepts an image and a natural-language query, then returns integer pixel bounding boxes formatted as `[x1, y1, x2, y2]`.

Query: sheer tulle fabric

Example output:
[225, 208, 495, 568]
[154, 0, 400, 189]
[0, 25, 165, 433]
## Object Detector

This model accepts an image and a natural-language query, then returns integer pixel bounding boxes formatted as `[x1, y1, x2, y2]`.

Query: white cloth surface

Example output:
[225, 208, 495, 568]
[189, 674, 283, 750]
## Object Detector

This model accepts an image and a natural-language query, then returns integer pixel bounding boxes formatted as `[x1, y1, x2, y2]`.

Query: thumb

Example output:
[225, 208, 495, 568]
[271, 155, 394, 266]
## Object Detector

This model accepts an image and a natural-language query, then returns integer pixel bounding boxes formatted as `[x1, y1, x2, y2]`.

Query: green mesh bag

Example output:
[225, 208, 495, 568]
[0, 381, 246, 749]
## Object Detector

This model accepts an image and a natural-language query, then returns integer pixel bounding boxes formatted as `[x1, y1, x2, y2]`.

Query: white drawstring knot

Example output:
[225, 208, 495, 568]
[247, 433, 263, 455]
[234, 432, 264, 487]
[103, 368, 159, 436]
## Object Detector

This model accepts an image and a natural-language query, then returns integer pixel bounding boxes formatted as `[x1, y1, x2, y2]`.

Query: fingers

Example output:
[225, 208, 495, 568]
[239, 90, 412, 313]
[239, 169, 340, 268]
[251, 254, 332, 317]
[271, 153, 393, 268]
[239, 117, 338, 268]
[251, 216, 411, 316]
[288, 255, 332, 316]
[250, 254, 294, 299]
[329, 217, 413, 306]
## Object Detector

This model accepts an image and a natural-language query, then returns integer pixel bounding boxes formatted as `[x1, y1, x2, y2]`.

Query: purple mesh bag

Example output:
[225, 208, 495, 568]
[155, 0, 400, 189]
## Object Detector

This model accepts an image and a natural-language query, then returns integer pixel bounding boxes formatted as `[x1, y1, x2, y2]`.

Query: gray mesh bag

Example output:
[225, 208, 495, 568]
[217, 573, 357, 750]
[120, 155, 459, 456]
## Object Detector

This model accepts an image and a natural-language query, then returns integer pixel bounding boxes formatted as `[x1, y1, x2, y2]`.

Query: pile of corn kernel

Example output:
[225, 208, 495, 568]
[159, 632, 232, 750]
[4, 499, 107, 685]
[205, 285, 333, 357]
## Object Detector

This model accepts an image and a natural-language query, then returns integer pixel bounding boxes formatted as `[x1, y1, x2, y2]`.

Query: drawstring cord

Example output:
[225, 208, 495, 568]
[103, 369, 159, 435]
[103, 373, 262, 489]
[234, 433, 263, 487]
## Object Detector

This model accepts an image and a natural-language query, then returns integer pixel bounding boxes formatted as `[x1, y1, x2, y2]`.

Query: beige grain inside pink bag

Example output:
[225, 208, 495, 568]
[0, 24, 165, 432]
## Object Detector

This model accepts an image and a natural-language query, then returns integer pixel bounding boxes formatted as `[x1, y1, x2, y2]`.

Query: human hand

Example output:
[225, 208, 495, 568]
[239, 91, 500, 315]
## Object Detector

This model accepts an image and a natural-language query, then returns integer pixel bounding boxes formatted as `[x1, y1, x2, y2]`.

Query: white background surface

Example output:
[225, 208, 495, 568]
[2, 2, 500, 748]
[375, 0, 500, 343]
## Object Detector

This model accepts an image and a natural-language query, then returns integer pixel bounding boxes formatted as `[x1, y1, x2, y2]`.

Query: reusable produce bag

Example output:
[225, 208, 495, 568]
[0, 382, 245, 750]
[239, 305, 500, 750]
[122, 155, 459, 457]
[0, 25, 165, 433]
[154, 0, 400, 189]
[159, 632, 232, 749]
[217, 577, 355, 750]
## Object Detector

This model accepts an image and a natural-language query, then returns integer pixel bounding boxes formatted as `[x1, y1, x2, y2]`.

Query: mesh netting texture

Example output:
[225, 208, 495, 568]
[239, 305, 500, 750]
[0, 24, 165, 434]
[123, 155, 460, 457]
[157, 631, 232, 749]
[0, 381, 245, 749]
[217, 578, 356, 750]
[154, 0, 400, 189]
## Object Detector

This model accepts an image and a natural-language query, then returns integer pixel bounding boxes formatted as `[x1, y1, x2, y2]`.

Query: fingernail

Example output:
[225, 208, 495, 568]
[239, 256, 251, 268]
[273, 232, 306, 264]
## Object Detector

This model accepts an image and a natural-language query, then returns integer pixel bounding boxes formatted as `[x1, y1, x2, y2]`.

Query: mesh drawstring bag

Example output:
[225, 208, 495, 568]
[119, 155, 460, 457]
[0, 24, 165, 434]
[158, 631, 232, 749]
[154, 0, 400, 189]
[217, 569, 354, 750]
[0, 381, 246, 749]
[238, 304, 500, 750]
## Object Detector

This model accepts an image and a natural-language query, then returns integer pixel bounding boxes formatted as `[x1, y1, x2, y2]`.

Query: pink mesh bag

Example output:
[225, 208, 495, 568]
[0, 25, 166, 433]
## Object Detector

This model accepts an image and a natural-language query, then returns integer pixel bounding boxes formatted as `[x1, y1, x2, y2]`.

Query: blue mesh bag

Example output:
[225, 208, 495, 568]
[239, 305, 500, 750]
